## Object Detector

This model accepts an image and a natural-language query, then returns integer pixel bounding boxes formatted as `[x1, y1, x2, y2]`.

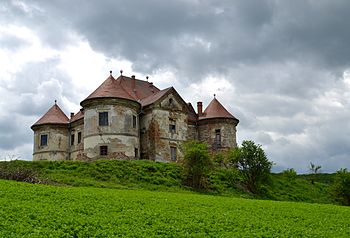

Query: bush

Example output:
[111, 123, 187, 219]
[181, 141, 212, 189]
[282, 168, 297, 181]
[332, 168, 350, 206]
[229, 140, 272, 193]
[0, 161, 42, 183]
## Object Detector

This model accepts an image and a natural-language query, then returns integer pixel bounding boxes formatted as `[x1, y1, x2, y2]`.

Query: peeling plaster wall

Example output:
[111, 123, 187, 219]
[83, 99, 140, 160]
[33, 125, 69, 161]
[198, 119, 238, 151]
[140, 93, 188, 162]
[70, 120, 84, 160]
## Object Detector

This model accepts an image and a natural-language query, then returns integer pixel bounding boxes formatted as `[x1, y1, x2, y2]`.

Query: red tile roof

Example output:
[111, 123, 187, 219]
[140, 87, 171, 107]
[81, 74, 160, 104]
[31, 103, 69, 128]
[199, 98, 238, 120]
[70, 109, 84, 122]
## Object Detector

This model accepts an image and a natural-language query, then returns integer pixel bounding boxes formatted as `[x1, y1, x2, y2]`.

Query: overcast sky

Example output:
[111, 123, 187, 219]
[1, 0, 350, 173]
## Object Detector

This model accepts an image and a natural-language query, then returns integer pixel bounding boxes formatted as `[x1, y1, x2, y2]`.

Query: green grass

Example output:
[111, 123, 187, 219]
[0, 179, 349, 237]
[0, 160, 338, 204]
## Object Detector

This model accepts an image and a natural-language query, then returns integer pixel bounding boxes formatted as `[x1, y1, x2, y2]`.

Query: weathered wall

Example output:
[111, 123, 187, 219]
[140, 93, 188, 162]
[198, 118, 238, 151]
[33, 125, 69, 161]
[70, 120, 84, 160]
[83, 99, 140, 160]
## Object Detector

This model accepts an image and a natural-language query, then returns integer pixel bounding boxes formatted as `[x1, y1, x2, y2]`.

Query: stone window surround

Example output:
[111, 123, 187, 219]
[99, 111, 109, 126]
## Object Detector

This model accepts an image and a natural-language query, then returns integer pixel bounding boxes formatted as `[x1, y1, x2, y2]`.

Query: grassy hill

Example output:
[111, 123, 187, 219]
[0, 160, 336, 204]
[0, 179, 349, 237]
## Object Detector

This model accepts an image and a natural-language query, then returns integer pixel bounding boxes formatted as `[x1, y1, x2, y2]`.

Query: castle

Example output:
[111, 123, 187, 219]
[31, 72, 239, 162]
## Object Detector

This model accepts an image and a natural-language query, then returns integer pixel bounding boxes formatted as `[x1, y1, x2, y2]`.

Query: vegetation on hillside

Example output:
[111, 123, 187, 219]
[0, 180, 349, 237]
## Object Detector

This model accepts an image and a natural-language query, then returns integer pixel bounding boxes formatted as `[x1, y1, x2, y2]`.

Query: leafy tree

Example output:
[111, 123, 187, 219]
[229, 140, 272, 193]
[332, 168, 350, 206]
[182, 141, 212, 189]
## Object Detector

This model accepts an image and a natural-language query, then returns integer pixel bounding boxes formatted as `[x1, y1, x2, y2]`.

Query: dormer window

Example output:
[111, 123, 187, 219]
[169, 98, 173, 106]
[99, 112, 108, 126]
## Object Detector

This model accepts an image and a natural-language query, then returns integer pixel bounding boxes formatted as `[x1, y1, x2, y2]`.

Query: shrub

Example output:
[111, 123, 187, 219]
[332, 168, 350, 206]
[0, 161, 42, 183]
[229, 140, 272, 193]
[181, 141, 212, 189]
[282, 168, 297, 181]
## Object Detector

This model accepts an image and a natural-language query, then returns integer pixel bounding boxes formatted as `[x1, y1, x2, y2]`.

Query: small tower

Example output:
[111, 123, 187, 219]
[197, 96, 239, 151]
[31, 101, 70, 160]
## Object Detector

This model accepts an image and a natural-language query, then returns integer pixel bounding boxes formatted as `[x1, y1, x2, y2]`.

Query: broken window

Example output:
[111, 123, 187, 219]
[132, 115, 137, 128]
[169, 119, 176, 133]
[170, 146, 177, 161]
[100, 146, 108, 156]
[215, 129, 221, 149]
[77, 132, 82, 144]
[71, 134, 75, 146]
[99, 112, 108, 126]
[40, 134, 48, 146]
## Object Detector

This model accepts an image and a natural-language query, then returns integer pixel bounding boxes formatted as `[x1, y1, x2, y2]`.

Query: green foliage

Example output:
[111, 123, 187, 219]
[229, 140, 272, 193]
[332, 168, 350, 206]
[182, 141, 212, 189]
[282, 168, 298, 181]
[1, 180, 350, 237]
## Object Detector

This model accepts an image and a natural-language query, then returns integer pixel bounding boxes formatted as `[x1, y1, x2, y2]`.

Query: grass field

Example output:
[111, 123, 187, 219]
[0, 180, 349, 237]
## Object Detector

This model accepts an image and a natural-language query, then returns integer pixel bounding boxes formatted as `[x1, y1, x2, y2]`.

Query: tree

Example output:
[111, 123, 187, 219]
[309, 162, 322, 184]
[229, 140, 272, 193]
[182, 141, 212, 189]
[332, 168, 350, 206]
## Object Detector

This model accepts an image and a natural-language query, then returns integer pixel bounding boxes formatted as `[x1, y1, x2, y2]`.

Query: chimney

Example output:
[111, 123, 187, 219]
[131, 75, 136, 92]
[70, 112, 74, 119]
[197, 102, 203, 116]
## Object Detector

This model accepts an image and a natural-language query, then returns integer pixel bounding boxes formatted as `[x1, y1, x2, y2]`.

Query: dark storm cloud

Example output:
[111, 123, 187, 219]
[1, 0, 350, 171]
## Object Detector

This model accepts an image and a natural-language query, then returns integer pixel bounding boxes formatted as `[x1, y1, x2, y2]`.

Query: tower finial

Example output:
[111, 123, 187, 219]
[146, 76, 149, 82]
[110, 70, 112, 76]
[214, 94, 216, 98]
[54, 99, 57, 105]
[120, 69, 123, 75]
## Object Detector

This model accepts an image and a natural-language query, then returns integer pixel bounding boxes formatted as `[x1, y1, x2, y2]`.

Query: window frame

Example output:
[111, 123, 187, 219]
[99, 112, 109, 126]
[71, 134, 75, 146]
[170, 146, 177, 161]
[77, 132, 82, 144]
[100, 146, 108, 156]
[40, 134, 48, 147]
[215, 129, 221, 148]
[132, 115, 137, 129]
[169, 119, 176, 133]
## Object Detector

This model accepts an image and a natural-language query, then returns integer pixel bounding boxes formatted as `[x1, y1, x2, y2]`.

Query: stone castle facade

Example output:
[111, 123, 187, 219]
[31, 72, 239, 162]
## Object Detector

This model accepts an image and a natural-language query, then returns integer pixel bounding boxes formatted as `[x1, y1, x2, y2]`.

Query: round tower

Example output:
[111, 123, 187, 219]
[31, 102, 70, 161]
[197, 97, 239, 151]
[80, 73, 141, 160]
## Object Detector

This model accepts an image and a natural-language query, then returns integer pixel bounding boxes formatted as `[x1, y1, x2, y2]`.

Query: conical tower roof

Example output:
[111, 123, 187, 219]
[199, 97, 238, 121]
[82, 74, 136, 103]
[31, 102, 69, 129]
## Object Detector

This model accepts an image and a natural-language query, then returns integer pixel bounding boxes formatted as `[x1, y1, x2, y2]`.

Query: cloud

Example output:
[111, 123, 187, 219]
[0, 0, 350, 172]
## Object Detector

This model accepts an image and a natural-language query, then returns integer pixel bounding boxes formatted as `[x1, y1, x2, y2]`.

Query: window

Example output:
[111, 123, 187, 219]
[99, 112, 108, 126]
[77, 132, 82, 144]
[71, 134, 75, 146]
[40, 134, 48, 146]
[169, 119, 176, 133]
[169, 98, 173, 106]
[134, 148, 138, 158]
[100, 146, 108, 156]
[132, 115, 137, 128]
[215, 129, 221, 148]
[170, 146, 177, 161]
